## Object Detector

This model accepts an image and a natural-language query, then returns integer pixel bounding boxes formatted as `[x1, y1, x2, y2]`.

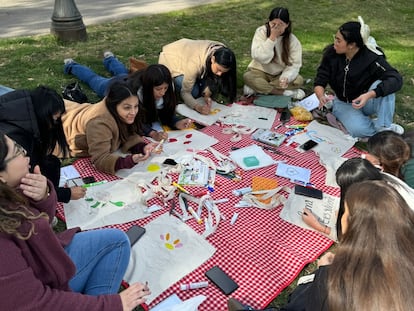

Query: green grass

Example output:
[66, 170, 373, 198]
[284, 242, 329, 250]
[4, 0, 413, 308]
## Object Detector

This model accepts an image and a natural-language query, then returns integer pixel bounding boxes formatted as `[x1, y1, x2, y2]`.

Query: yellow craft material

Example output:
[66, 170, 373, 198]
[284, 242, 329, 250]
[290, 106, 313, 121]
[252, 176, 278, 204]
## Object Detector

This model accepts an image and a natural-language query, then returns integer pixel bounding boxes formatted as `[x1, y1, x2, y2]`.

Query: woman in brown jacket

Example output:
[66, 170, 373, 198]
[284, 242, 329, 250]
[61, 80, 157, 175]
[158, 38, 237, 115]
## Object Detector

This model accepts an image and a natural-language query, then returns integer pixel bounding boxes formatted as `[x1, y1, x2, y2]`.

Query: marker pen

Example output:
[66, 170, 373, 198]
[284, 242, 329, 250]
[82, 180, 108, 188]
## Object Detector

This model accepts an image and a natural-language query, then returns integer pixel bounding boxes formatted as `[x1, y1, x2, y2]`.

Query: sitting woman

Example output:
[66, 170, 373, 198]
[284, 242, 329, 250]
[128, 64, 192, 141]
[307, 180, 414, 310]
[243, 7, 305, 99]
[0, 132, 150, 310]
[60, 80, 158, 175]
[230, 180, 414, 311]
[0, 86, 85, 203]
[158, 38, 237, 115]
[302, 157, 414, 237]
[314, 17, 403, 139]
[365, 130, 413, 188]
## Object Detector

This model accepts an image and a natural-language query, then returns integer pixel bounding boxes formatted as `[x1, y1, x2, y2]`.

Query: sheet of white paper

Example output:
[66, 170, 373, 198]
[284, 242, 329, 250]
[290, 120, 356, 157]
[296, 93, 319, 111]
[175, 101, 232, 126]
[124, 213, 216, 304]
[150, 294, 182, 311]
[161, 129, 218, 156]
[280, 191, 340, 241]
[59, 165, 81, 187]
[275, 162, 311, 184]
[229, 144, 275, 170]
[220, 103, 276, 129]
[116, 154, 170, 179]
[64, 179, 150, 230]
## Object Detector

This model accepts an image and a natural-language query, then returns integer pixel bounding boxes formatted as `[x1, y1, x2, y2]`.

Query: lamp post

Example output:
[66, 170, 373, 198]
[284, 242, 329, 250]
[51, 0, 87, 42]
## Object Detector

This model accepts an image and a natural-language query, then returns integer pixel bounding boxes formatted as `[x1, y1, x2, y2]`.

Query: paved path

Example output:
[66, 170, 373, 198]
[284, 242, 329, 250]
[0, 0, 224, 38]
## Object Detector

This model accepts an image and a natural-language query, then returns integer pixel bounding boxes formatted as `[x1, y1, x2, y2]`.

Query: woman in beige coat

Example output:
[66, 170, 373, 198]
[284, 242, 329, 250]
[61, 80, 157, 175]
[159, 38, 237, 115]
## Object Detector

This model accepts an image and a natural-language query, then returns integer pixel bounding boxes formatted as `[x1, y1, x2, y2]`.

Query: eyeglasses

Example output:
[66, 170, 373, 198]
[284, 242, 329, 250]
[4, 142, 27, 164]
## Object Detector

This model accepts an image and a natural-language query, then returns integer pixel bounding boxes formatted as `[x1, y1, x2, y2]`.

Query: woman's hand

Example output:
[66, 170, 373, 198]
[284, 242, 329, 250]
[302, 208, 331, 235]
[195, 102, 211, 115]
[150, 130, 168, 141]
[352, 90, 375, 109]
[175, 118, 193, 129]
[269, 21, 288, 40]
[317, 251, 335, 267]
[132, 143, 155, 163]
[70, 186, 86, 200]
[120, 282, 151, 311]
[19, 165, 49, 201]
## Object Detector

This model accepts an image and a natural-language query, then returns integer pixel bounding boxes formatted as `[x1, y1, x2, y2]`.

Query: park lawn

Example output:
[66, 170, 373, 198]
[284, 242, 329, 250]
[1, 0, 413, 308]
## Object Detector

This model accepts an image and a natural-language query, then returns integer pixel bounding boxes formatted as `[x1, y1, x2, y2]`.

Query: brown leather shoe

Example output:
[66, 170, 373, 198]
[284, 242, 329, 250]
[227, 298, 248, 311]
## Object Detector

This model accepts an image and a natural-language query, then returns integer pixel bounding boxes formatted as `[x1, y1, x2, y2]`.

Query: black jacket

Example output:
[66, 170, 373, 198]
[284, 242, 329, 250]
[314, 45, 402, 103]
[0, 90, 71, 203]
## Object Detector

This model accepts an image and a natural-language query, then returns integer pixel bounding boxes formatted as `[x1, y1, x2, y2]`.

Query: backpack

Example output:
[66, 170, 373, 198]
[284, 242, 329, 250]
[62, 81, 88, 103]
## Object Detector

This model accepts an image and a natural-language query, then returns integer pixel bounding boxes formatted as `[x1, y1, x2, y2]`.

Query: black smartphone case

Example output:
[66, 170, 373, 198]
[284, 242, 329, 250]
[279, 108, 291, 122]
[126, 225, 146, 246]
[300, 140, 318, 151]
[294, 185, 323, 199]
[205, 266, 239, 295]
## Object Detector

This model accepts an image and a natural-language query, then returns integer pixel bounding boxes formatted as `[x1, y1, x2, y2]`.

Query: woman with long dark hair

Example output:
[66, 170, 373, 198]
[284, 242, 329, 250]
[0, 132, 150, 310]
[129, 64, 192, 141]
[159, 38, 237, 115]
[0, 86, 85, 203]
[60, 80, 157, 175]
[243, 7, 305, 99]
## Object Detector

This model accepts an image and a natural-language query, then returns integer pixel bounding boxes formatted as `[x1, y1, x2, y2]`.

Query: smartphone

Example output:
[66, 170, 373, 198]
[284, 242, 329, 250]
[294, 185, 323, 200]
[205, 265, 239, 295]
[82, 176, 96, 184]
[126, 225, 146, 246]
[279, 108, 291, 123]
[299, 139, 318, 151]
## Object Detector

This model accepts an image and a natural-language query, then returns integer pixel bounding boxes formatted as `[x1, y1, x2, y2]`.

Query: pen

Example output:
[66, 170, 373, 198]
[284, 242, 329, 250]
[82, 180, 107, 188]
[154, 139, 165, 152]
[172, 182, 190, 194]
[182, 197, 203, 224]
[286, 124, 308, 129]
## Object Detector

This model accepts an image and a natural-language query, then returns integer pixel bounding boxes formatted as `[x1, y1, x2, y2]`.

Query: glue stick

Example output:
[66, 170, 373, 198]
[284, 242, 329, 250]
[180, 281, 208, 290]
[232, 187, 252, 196]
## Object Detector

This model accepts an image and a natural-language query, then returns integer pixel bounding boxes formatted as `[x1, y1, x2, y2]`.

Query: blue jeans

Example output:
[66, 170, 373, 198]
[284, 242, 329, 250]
[64, 228, 130, 295]
[332, 80, 396, 138]
[173, 75, 206, 98]
[64, 56, 128, 98]
[0, 85, 14, 96]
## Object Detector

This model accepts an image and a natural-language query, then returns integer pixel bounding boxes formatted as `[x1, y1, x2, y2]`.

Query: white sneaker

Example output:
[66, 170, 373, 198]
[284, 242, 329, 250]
[63, 58, 74, 65]
[103, 51, 114, 58]
[283, 89, 306, 100]
[243, 85, 256, 96]
[385, 123, 405, 135]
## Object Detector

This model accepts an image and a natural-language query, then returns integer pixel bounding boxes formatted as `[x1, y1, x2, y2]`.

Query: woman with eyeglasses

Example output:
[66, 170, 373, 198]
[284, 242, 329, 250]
[243, 7, 305, 100]
[60, 80, 158, 175]
[158, 38, 237, 115]
[0, 86, 85, 203]
[314, 16, 403, 140]
[0, 132, 150, 310]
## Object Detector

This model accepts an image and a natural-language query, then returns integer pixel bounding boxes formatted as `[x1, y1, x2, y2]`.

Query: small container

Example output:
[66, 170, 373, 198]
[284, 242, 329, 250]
[180, 281, 208, 290]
